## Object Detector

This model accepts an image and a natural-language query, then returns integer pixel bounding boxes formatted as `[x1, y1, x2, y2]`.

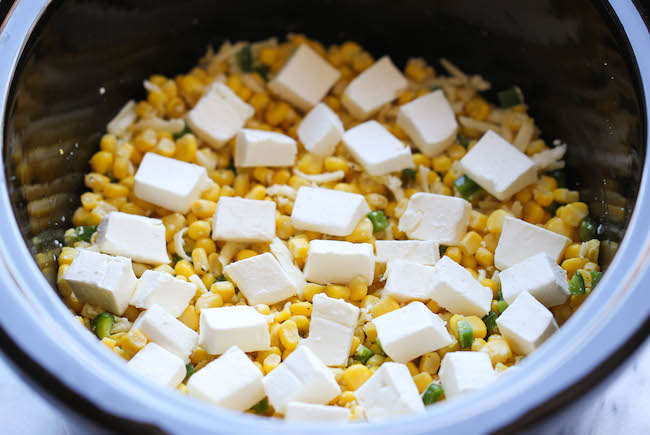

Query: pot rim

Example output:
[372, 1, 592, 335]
[0, 1, 649, 433]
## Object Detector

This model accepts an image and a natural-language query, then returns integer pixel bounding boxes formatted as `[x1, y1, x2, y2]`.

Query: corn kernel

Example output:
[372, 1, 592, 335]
[468, 210, 487, 232]
[419, 352, 441, 375]
[325, 284, 351, 300]
[487, 209, 512, 234]
[211, 281, 235, 302]
[90, 151, 114, 174]
[558, 202, 589, 227]
[459, 231, 483, 256]
[187, 220, 211, 240]
[343, 364, 372, 391]
[445, 246, 462, 263]
[175, 260, 194, 278]
[279, 319, 300, 350]
[119, 329, 147, 354]
[546, 217, 574, 238]
[465, 97, 490, 121]
[553, 188, 580, 204]
[290, 301, 312, 317]
[372, 296, 399, 317]
[195, 292, 223, 312]
[303, 283, 326, 302]
[263, 354, 281, 374]
[482, 337, 511, 365]
[349, 276, 368, 301]
[412, 372, 433, 394]
[523, 201, 545, 224]
[432, 155, 452, 173]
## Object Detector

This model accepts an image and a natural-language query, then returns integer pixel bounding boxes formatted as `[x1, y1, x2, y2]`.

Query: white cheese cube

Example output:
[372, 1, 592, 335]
[500, 253, 570, 307]
[398, 192, 471, 245]
[342, 56, 408, 119]
[342, 120, 414, 176]
[290, 186, 370, 236]
[270, 237, 306, 299]
[303, 240, 374, 285]
[355, 362, 424, 421]
[496, 291, 559, 355]
[134, 152, 211, 214]
[224, 252, 297, 305]
[428, 256, 492, 316]
[494, 216, 570, 270]
[130, 270, 197, 317]
[234, 129, 297, 167]
[64, 250, 137, 315]
[285, 402, 350, 422]
[375, 240, 440, 265]
[396, 90, 458, 157]
[132, 304, 198, 362]
[297, 103, 344, 156]
[96, 212, 169, 265]
[127, 343, 185, 388]
[187, 346, 265, 411]
[212, 197, 276, 242]
[303, 294, 360, 367]
[268, 44, 340, 111]
[439, 351, 496, 399]
[383, 260, 436, 302]
[199, 306, 270, 355]
[459, 130, 537, 201]
[186, 82, 254, 148]
[263, 346, 341, 414]
[373, 302, 452, 363]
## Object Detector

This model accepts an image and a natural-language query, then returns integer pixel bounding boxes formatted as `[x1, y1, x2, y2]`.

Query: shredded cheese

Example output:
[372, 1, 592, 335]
[218, 242, 245, 268]
[294, 169, 345, 184]
[107, 100, 137, 136]
[132, 117, 185, 134]
[270, 238, 306, 298]
[531, 145, 567, 171]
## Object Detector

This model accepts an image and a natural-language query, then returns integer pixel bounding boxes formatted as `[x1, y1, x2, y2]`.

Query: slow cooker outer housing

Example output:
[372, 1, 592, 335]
[1, 0, 649, 433]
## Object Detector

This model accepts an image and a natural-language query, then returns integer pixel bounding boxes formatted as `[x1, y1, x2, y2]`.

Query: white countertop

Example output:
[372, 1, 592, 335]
[2, 338, 650, 434]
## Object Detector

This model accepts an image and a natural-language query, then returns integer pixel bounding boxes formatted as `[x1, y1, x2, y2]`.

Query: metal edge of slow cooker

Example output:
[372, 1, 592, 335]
[0, 1, 649, 434]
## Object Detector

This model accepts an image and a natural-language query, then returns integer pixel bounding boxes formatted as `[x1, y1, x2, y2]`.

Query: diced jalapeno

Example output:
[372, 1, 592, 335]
[184, 363, 195, 382]
[375, 338, 384, 354]
[454, 175, 483, 201]
[578, 216, 598, 242]
[250, 397, 269, 414]
[457, 319, 474, 349]
[590, 271, 604, 289]
[422, 383, 444, 405]
[367, 210, 389, 233]
[569, 272, 586, 295]
[72, 225, 98, 243]
[402, 168, 417, 180]
[456, 132, 469, 148]
[354, 345, 375, 364]
[236, 45, 254, 72]
[172, 121, 193, 140]
[544, 202, 560, 216]
[497, 86, 524, 108]
[482, 311, 499, 335]
[217, 274, 228, 282]
[92, 312, 114, 339]
[496, 300, 509, 315]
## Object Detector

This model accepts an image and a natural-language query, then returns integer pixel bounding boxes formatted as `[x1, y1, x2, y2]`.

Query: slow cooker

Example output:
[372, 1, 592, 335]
[1, 0, 649, 433]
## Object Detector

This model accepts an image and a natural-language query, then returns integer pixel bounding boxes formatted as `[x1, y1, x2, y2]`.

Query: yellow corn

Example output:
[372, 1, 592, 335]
[195, 292, 223, 312]
[303, 283, 326, 302]
[486, 209, 511, 234]
[325, 284, 351, 300]
[289, 301, 312, 317]
[468, 210, 487, 232]
[475, 247, 494, 267]
[279, 320, 300, 350]
[343, 364, 372, 391]
[372, 296, 399, 317]
[558, 202, 589, 227]
[459, 231, 482, 256]
[445, 246, 462, 263]
[412, 372, 434, 394]
[211, 281, 235, 302]
[263, 354, 281, 374]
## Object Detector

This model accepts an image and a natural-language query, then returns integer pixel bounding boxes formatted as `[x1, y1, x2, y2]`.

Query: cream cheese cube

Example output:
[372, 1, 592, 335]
[374, 240, 440, 265]
[132, 304, 199, 362]
[290, 186, 370, 237]
[268, 44, 340, 111]
[212, 197, 276, 242]
[459, 130, 537, 201]
[500, 253, 570, 307]
[355, 362, 425, 421]
[199, 306, 270, 355]
[186, 82, 254, 148]
[439, 351, 496, 399]
[428, 256, 492, 316]
[303, 294, 360, 367]
[398, 192, 471, 245]
[130, 270, 197, 317]
[494, 216, 570, 270]
[303, 240, 374, 285]
[373, 302, 452, 363]
[64, 250, 137, 315]
[285, 402, 350, 422]
[127, 343, 186, 388]
[297, 103, 344, 156]
[342, 56, 408, 119]
[263, 346, 341, 414]
[496, 291, 559, 355]
[234, 129, 297, 167]
[187, 346, 265, 411]
[396, 90, 458, 157]
[134, 152, 212, 214]
[96, 212, 170, 265]
[342, 120, 414, 176]
[383, 260, 436, 302]
[224, 252, 297, 305]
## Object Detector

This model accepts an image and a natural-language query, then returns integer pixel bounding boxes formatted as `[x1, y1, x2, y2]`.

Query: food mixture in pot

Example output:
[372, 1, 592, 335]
[55, 35, 604, 421]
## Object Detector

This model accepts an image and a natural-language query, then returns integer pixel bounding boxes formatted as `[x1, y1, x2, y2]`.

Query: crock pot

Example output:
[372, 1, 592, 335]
[1, 0, 649, 433]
